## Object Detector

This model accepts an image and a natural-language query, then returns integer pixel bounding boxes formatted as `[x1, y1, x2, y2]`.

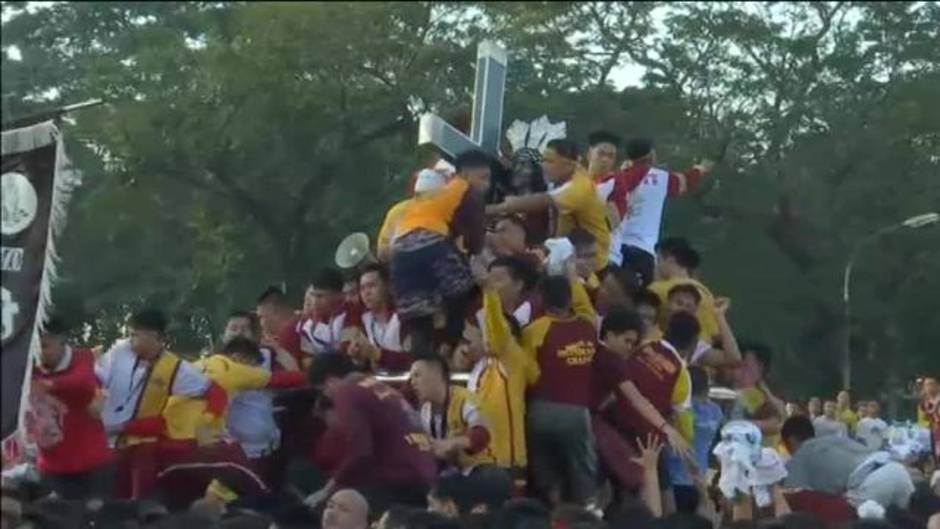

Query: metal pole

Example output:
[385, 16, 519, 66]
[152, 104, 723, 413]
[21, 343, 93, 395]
[841, 223, 909, 390]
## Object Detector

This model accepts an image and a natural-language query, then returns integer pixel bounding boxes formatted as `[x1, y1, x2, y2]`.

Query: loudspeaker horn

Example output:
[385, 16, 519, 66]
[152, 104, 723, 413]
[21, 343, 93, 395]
[335, 232, 375, 269]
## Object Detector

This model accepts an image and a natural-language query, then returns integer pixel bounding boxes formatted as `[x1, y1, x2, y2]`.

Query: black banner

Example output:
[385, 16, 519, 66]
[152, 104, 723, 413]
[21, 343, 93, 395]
[1, 121, 76, 441]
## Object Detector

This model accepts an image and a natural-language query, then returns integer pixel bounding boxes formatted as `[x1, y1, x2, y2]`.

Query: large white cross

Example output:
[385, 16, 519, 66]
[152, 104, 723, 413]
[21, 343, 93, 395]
[418, 41, 507, 158]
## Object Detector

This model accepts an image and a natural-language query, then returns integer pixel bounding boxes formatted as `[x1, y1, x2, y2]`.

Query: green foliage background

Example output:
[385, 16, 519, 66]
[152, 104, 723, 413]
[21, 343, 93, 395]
[3, 2, 938, 406]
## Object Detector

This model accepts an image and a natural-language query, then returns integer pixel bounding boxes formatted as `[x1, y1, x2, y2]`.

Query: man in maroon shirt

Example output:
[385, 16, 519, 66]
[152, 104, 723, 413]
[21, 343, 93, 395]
[304, 353, 436, 513]
[28, 317, 114, 500]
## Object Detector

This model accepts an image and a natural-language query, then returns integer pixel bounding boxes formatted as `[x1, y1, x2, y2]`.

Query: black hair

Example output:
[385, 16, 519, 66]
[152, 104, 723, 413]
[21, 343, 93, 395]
[455, 149, 493, 173]
[781, 415, 815, 444]
[311, 267, 344, 292]
[689, 366, 710, 396]
[215, 514, 274, 529]
[491, 498, 551, 529]
[658, 513, 714, 529]
[540, 275, 573, 312]
[625, 137, 655, 161]
[567, 227, 596, 249]
[600, 306, 643, 341]
[256, 286, 290, 308]
[489, 255, 538, 291]
[401, 510, 460, 529]
[307, 352, 356, 388]
[667, 284, 703, 306]
[635, 289, 662, 310]
[588, 130, 621, 149]
[606, 265, 641, 301]
[41, 316, 69, 337]
[429, 473, 477, 516]
[545, 139, 579, 161]
[414, 352, 451, 386]
[664, 312, 700, 352]
[222, 337, 262, 364]
[741, 341, 772, 374]
[551, 505, 602, 528]
[379, 505, 419, 529]
[128, 309, 168, 335]
[359, 262, 390, 284]
[655, 237, 702, 270]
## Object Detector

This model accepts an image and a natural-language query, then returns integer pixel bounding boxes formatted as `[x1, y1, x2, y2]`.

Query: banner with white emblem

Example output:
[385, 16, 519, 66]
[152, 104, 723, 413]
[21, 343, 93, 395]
[1, 120, 79, 442]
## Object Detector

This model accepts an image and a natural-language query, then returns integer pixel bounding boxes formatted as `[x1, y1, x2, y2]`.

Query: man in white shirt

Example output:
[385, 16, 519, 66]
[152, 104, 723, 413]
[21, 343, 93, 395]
[347, 263, 411, 372]
[856, 401, 889, 450]
[96, 309, 225, 499]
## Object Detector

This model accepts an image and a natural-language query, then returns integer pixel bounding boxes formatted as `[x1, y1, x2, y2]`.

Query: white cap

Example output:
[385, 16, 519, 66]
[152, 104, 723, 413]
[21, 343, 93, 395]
[414, 169, 446, 194]
[433, 159, 456, 177]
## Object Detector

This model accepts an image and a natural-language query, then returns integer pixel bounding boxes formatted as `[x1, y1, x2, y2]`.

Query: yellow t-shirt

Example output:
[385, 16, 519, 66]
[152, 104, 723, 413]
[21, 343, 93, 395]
[650, 277, 719, 341]
[548, 169, 611, 271]
[839, 409, 859, 433]
[163, 355, 272, 441]
[377, 198, 412, 256]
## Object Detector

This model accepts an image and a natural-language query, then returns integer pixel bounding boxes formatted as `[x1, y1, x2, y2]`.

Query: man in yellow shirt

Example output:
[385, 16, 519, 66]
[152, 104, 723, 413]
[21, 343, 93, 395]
[163, 338, 306, 445]
[486, 139, 611, 272]
[457, 256, 540, 493]
[649, 237, 719, 342]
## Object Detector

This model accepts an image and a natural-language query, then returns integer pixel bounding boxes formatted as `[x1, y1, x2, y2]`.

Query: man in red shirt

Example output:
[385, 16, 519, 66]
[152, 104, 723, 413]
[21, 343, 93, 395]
[28, 317, 113, 500]
[304, 353, 436, 513]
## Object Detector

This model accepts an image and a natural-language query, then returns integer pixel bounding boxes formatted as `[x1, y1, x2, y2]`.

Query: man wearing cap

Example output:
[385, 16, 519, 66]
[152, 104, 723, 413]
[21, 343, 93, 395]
[599, 138, 713, 283]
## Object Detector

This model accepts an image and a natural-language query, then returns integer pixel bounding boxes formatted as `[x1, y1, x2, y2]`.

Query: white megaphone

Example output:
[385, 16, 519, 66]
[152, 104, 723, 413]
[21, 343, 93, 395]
[335, 232, 375, 269]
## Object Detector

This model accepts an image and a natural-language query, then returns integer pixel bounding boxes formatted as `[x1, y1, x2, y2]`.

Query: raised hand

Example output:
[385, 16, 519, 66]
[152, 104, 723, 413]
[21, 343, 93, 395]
[630, 433, 665, 470]
[714, 297, 731, 316]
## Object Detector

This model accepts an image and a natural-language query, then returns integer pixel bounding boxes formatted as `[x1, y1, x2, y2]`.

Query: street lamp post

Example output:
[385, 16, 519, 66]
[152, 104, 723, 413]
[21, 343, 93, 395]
[841, 212, 940, 390]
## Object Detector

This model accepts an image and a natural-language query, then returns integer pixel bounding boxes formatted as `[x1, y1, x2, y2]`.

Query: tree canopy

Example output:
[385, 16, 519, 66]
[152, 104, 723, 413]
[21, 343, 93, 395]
[2, 1, 938, 404]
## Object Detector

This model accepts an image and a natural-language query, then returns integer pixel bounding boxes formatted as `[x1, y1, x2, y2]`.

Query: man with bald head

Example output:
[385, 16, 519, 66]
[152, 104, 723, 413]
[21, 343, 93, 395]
[322, 489, 369, 529]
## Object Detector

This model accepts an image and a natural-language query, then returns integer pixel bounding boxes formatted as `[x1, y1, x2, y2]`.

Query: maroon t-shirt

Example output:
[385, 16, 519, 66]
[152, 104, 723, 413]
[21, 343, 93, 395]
[609, 341, 683, 442]
[590, 346, 628, 411]
[527, 317, 598, 408]
[328, 374, 436, 488]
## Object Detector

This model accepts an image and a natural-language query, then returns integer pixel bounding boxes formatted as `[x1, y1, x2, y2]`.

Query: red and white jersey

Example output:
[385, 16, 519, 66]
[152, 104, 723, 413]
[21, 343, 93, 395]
[297, 310, 349, 355]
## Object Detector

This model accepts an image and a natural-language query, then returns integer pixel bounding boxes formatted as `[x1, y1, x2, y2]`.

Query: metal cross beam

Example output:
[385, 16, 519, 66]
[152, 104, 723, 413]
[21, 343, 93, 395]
[418, 41, 507, 159]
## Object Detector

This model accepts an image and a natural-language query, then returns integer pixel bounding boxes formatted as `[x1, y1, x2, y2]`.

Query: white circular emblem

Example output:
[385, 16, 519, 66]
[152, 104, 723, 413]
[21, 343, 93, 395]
[2, 171, 39, 236]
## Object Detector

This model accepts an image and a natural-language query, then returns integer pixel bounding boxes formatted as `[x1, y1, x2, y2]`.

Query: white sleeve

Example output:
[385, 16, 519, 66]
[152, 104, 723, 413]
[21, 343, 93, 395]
[95, 340, 125, 385]
[171, 360, 211, 397]
[462, 400, 487, 429]
[596, 179, 615, 202]
[548, 181, 572, 201]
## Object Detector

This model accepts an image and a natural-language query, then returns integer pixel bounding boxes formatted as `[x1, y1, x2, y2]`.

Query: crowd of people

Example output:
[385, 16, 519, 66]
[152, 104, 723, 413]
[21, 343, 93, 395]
[2, 132, 939, 529]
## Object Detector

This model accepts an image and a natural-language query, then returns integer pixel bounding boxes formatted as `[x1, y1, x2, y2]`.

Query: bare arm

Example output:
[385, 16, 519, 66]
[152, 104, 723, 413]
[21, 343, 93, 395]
[485, 193, 553, 216]
[620, 380, 692, 460]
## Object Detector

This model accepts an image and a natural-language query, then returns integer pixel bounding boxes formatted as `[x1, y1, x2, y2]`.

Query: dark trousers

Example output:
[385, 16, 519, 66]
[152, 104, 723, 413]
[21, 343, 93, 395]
[621, 245, 655, 287]
[41, 463, 116, 501]
[527, 401, 598, 504]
